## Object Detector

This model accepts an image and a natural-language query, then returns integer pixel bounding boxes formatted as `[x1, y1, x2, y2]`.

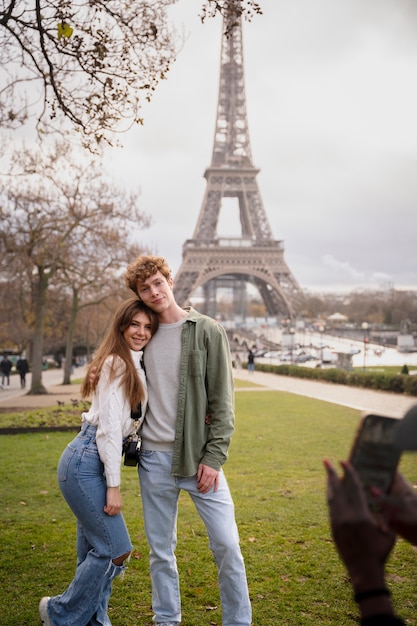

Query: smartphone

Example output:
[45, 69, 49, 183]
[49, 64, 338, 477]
[349, 413, 402, 503]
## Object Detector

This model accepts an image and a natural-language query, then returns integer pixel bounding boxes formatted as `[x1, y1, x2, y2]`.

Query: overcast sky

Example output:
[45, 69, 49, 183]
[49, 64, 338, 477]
[106, 0, 417, 294]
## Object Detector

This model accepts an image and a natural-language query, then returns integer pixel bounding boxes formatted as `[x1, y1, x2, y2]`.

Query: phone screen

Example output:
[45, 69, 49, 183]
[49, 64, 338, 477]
[349, 413, 402, 498]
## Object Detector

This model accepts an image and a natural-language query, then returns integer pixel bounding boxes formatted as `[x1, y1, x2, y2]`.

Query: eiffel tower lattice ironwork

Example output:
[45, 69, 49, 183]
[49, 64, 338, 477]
[173, 10, 304, 320]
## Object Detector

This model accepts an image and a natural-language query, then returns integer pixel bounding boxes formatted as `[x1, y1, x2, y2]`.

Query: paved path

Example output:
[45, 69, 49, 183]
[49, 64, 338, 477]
[1, 365, 416, 418]
[234, 369, 416, 418]
[0, 367, 87, 411]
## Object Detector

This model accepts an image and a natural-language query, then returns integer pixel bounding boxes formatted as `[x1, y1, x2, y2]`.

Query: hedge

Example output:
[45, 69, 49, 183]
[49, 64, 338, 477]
[252, 363, 417, 396]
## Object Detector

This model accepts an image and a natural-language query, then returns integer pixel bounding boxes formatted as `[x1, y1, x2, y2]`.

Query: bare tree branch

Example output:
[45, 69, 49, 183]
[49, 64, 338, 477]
[0, 1, 262, 148]
[200, 0, 262, 34]
[0, 1, 180, 149]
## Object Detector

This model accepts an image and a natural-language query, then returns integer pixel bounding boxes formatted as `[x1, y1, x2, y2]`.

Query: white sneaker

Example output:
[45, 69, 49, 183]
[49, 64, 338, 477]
[39, 597, 53, 626]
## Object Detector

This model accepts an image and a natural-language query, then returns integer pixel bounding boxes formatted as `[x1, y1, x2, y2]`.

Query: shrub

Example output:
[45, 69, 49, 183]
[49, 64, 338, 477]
[254, 363, 417, 397]
[403, 375, 417, 396]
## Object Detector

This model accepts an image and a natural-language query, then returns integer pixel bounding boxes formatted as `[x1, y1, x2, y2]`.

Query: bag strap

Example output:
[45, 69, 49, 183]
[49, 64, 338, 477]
[130, 403, 142, 436]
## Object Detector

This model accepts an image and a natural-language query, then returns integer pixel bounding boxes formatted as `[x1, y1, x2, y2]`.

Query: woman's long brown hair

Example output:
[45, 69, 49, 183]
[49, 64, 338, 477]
[81, 298, 158, 409]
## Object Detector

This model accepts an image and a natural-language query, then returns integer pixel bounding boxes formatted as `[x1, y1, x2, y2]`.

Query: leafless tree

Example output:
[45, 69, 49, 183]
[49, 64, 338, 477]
[57, 237, 143, 385]
[0, 141, 151, 393]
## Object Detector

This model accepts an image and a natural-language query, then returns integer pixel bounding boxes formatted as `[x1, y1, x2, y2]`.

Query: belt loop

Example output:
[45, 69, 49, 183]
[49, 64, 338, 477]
[81, 422, 97, 436]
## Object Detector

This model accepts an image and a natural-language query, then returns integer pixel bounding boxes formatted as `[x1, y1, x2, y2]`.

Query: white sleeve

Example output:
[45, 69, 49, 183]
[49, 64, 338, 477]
[95, 359, 128, 488]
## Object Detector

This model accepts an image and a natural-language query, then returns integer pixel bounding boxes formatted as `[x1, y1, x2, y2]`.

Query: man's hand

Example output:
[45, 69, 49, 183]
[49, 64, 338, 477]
[197, 463, 220, 493]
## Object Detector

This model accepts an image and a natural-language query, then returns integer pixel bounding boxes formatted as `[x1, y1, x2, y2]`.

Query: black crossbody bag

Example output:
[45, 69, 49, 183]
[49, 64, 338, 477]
[122, 403, 142, 467]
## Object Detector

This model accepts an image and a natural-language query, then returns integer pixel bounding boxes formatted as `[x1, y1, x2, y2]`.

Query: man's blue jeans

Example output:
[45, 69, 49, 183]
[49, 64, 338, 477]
[139, 450, 252, 626]
[48, 424, 132, 625]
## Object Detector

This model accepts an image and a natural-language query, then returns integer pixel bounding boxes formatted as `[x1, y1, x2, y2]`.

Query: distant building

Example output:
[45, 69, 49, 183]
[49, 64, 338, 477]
[397, 334, 415, 353]
[327, 312, 348, 326]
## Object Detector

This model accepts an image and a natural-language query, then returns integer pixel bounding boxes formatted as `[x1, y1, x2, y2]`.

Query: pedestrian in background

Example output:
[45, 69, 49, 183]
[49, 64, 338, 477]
[247, 348, 255, 374]
[16, 354, 29, 388]
[1, 354, 12, 387]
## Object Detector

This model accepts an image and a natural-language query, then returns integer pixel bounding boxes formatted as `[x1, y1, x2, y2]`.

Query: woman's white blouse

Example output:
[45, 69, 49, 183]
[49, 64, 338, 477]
[81, 350, 147, 487]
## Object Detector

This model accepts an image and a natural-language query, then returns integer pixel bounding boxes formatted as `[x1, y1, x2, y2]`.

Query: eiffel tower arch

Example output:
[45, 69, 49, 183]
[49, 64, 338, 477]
[174, 6, 304, 321]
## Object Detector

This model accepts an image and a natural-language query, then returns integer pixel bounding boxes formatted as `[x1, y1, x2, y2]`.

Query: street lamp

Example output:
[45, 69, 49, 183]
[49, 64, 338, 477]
[361, 322, 369, 371]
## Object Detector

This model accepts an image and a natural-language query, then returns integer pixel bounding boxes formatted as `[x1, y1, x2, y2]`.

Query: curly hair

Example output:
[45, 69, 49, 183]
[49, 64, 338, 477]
[124, 255, 171, 295]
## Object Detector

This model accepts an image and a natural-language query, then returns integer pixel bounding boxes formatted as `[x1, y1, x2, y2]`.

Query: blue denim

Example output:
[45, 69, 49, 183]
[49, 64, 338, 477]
[1, 372, 10, 385]
[138, 451, 252, 626]
[47, 424, 132, 626]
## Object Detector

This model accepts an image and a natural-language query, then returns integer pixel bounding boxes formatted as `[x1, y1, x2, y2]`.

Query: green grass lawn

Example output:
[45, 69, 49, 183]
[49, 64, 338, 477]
[1, 389, 416, 625]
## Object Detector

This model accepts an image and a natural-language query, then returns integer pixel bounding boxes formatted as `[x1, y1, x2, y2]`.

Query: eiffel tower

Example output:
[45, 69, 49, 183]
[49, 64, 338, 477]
[173, 8, 304, 321]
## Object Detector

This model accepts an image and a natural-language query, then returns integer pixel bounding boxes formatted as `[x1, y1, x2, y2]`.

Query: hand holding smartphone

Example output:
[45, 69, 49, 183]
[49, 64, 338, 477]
[348, 413, 402, 506]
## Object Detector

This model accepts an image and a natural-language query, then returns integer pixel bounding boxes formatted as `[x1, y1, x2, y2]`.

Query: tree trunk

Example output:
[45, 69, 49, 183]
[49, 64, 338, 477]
[28, 270, 49, 394]
[63, 289, 79, 385]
